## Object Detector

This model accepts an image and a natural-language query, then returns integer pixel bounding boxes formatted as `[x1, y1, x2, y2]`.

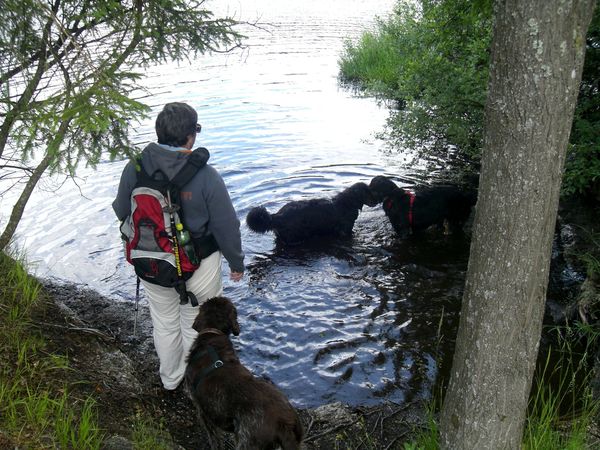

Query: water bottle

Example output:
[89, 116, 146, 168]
[175, 223, 199, 265]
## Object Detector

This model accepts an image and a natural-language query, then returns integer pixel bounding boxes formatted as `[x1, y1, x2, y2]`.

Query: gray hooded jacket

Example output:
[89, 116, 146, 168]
[112, 143, 244, 273]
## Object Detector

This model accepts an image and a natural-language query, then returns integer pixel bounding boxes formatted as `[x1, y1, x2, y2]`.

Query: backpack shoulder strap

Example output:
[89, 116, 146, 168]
[133, 155, 168, 185]
[170, 147, 210, 189]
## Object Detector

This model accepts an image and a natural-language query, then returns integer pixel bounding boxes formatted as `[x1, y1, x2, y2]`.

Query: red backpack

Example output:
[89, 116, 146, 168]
[120, 148, 208, 306]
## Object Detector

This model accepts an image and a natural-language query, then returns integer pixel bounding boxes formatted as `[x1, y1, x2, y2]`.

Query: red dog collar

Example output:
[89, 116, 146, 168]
[406, 191, 416, 229]
[383, 191, 416, 230]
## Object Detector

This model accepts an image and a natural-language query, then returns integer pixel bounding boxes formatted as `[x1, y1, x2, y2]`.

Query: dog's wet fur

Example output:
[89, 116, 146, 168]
[246, 182, 377, 245]
[185, 297, 303, 449]
[369, 175, 477, 237]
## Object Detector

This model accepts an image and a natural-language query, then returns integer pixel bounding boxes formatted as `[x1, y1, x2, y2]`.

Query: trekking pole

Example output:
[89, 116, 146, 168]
[133, 276, 140, 337]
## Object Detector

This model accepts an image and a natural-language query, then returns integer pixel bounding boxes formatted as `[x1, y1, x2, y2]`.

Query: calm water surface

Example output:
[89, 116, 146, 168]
[1, 0, 469, 407]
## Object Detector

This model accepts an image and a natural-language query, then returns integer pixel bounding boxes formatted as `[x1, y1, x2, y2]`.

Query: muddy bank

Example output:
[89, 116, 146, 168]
[37, 281, 426, 449]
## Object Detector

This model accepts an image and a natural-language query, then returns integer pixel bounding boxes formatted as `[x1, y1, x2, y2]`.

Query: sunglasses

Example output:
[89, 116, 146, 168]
[195, 123, 202, 133]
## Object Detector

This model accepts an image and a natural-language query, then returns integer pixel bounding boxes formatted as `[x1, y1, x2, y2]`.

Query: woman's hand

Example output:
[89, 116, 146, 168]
[230, 271, 243, 282]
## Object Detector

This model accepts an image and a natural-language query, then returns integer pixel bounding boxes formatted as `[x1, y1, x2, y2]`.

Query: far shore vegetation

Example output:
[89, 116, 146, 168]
[339, 0, 599, 200]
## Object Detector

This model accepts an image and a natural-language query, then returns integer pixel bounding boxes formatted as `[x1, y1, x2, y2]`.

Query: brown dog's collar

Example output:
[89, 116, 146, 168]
[198, 328, 224, 337]
[189, 340, 225, 392]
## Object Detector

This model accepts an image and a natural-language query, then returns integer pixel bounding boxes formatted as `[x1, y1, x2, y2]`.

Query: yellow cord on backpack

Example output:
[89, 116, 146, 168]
[166, 190, 194, 306]
[167, 191, 184, 278]
[172, 234, 183, 277]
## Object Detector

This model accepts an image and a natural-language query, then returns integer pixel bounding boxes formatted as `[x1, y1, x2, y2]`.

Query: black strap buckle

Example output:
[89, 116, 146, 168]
[190, 345, 225, 392]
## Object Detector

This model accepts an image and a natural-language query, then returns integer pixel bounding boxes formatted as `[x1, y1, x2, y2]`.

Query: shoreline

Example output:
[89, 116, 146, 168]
[38, 279, 426, 449]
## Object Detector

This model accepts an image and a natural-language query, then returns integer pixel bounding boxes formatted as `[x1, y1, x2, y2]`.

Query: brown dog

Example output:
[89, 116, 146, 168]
[185, 296, 303, 450]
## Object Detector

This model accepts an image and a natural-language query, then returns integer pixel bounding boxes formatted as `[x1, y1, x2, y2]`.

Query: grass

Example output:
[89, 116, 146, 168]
[338, 29, 402, 96]
[0, 250, 104, 448]
[523, 324, 599, 450]
[403, 405, 439, 450]
[397, 322, 600, 450]
[131, 413, 177, 450]
[0, 249, 170, 448]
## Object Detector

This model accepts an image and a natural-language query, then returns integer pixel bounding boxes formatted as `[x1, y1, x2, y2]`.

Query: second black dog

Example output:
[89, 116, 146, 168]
[369, 175, 476, 237]
[246, 182, 377, 245]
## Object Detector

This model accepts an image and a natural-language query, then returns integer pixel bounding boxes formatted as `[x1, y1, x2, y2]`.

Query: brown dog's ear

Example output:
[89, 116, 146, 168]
[229, 303, 240, 336]
[192, 310, 205, 333]
[231, 317, 240, 336]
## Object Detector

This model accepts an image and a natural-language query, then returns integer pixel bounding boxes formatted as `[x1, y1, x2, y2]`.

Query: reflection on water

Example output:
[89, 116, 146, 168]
[0, 0, 471, 407]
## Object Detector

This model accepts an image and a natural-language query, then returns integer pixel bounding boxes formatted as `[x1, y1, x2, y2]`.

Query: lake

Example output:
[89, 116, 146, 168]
[0, 0, 470, 408]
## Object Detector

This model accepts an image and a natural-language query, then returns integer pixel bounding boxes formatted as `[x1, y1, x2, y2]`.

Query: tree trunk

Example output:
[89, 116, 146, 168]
[0, 153, 53, 251]
[439, 1, 596, 449]
[0, 118, 72, 252]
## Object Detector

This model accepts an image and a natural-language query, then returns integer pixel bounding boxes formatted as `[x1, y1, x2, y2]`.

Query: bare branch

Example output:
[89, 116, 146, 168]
[0, 164, 35, 173]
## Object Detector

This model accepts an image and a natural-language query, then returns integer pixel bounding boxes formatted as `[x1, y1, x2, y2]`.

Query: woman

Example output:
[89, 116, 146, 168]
[113, 102, 244, 390]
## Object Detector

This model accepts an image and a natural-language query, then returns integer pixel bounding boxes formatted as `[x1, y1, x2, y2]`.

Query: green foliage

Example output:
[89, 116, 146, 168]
[131, 413, 177, 450]
[0, 0, 244, 250]
[403, 405, 439, 450]
[581, 251, 600, 279]
[564, 8, 600, 197]
[0, 249, 41, 326]
[400, 324, 600, 450]
[339, 0, 492, 159]
[1, 0, 243, 172]
[0, 250, 175, 448]
[339, 1, 600, 197]
[339, 4, 418, 97]
[54, 395, 103, 450]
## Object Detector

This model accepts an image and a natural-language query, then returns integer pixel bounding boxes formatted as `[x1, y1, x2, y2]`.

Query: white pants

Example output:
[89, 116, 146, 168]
[142, 251, 223, 389]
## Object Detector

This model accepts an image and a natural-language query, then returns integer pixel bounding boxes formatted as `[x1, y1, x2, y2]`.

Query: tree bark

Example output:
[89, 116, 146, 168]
[439, 1, 596, 449]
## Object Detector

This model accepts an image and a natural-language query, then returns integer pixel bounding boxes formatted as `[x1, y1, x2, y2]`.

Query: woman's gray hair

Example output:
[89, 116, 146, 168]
[155, 102, 198, 147]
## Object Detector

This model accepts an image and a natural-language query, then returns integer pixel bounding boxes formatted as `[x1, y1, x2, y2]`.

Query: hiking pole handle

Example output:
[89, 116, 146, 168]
[133, 276, 140, 337]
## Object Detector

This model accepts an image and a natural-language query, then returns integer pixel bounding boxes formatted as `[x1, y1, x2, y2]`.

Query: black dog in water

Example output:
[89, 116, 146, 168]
[246, 182, 377, 245]
[369, 175, 477, 237]
[185, 297, 303, 450]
